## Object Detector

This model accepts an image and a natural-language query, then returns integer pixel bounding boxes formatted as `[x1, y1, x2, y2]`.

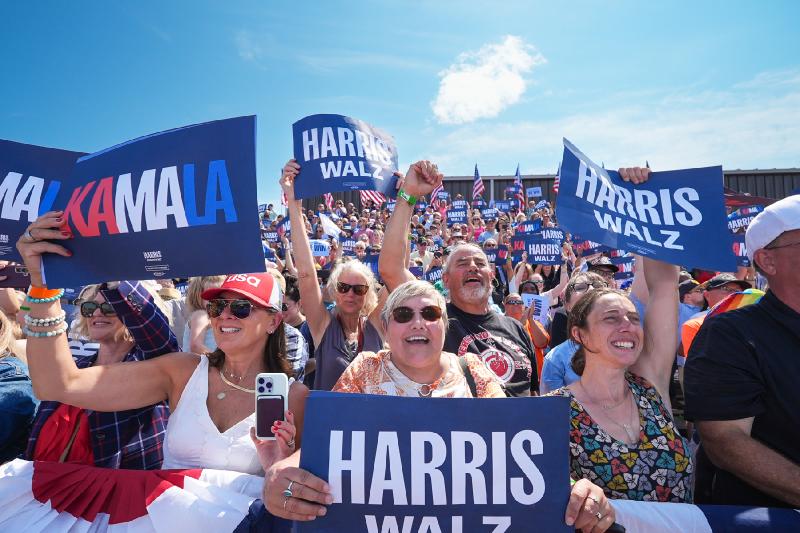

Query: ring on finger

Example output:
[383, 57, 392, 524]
[23, 229, 37, 242]
[287, 438, 296, 448]
[595, 511, 603, 521]
[282, 480, 294, 498]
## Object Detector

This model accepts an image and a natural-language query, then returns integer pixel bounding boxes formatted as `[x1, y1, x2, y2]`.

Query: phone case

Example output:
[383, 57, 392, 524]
[255, 373, 289, 440]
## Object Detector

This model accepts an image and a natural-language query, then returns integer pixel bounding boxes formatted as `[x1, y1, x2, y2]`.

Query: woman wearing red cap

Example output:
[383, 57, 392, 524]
[1, 216, 305, 531]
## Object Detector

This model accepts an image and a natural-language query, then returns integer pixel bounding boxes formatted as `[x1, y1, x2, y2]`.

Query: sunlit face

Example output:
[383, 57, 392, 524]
[86, 292, 126, 343]
[210, 290, 281, 353]
[334, 270, 370, 315]
[386, 295, 445, 371]
[443, 248, 494, 307]
[504, 296, 525, 321]
[575, 294, 643, 370]
[282, 297, 302, 323]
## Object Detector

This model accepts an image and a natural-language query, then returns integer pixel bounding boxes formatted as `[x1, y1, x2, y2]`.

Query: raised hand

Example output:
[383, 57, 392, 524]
[400, 160, 443, 197]
[15, 211, 73, 287]
[280, 160, 302, 203]
[618, 166, 651, 184]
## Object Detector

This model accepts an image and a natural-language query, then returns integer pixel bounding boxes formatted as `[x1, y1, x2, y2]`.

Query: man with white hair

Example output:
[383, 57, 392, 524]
[684, 194, 800, 507]
[379, 163, 538, 396]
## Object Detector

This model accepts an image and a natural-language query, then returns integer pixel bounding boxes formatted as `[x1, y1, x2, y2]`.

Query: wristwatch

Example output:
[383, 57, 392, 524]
[397, 189, 417, 206]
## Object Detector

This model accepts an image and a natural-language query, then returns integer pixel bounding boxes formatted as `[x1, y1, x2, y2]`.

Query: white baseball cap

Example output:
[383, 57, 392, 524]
[745, 195, 800, 261]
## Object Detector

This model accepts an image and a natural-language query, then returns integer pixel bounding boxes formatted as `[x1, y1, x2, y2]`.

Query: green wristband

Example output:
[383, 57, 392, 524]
[397, 189, 417, 206]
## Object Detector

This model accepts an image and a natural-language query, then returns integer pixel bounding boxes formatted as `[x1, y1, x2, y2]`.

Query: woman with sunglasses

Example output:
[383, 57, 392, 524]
[6, 223, 303, 530]
[281, 160, 385, 391]
[22, 280, 178, 470]
[262, 281, 618, 531]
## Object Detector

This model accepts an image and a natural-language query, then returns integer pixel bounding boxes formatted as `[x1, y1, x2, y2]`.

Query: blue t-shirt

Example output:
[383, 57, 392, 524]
[540, 339, 580, 394]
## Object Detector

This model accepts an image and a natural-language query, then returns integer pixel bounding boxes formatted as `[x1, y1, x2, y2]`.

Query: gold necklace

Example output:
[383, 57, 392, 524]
[579, 380, 628, 410]
[579, 381, 638, 443]
[217, 369, 255, 400]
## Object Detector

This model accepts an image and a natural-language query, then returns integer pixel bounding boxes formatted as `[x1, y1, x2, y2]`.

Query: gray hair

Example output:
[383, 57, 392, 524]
[442, 243, 488, 275]
[381, 280, 448, 330]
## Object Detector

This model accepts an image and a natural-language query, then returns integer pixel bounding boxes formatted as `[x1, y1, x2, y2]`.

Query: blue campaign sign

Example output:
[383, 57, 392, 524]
[451, 199, 467, 210]
[41, 116, 263, 286]
[311, 239, 331, 257]
[258, 203, 268, 214]
[535, 199, 549, 210]
[525, 234, 562, 265]
[526, 186, 543, 198]
[484, 247, 498, 263]
[263, 243, 276, 260]
[571, 236, 610, 256]
[424, 266, 443, 283]
[515, 220, 542, 234]
[480, 207, 498, 220]
[339, 236, 358, 253]
[277, 217, 292, 237]
[264, 231, 278, 243]
[727, 205, 763, 233]
[386, 200, 396, 213]
[472, 198, 486, 209]
[496, 244, 509, 266]
[297, 392, 571, 533]
[732, 234, 750, 267]
[409, 266, 424, 279]
[415, 201, 428, 212]
[494, 200, 511, 213]
[614, 258, 636, 280]
[556, 139, 735, 271]
[436, 190, 450, 201]
[0, 140, 85, 261]
[292, 114, 399, 200]
[538, 227, 566, 244]
[447, 208, 467, 225]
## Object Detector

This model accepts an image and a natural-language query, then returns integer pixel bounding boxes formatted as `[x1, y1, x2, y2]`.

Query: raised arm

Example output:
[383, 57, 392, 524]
[280, 235, 298, 277]
[281, 161, 330, 343]
[101, 281, 179, 359]
[378, 162, 443, 292]
[541, 259, 570, 302]
[629, 257, 679, 403]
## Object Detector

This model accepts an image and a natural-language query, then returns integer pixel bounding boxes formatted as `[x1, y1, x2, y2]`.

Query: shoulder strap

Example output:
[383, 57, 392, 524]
[458, 356, 479, 398]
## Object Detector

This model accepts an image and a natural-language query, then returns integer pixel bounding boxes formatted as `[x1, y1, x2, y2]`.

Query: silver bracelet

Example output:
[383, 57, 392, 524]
[23, 323, 68, 338]
[24, 312, 67, 328]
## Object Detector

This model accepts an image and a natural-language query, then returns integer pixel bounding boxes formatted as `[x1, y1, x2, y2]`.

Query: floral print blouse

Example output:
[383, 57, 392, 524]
[550, 373, 694, 503]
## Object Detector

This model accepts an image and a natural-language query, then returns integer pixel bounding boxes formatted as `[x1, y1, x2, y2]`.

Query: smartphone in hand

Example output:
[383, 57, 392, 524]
[255, 373, 289, 440]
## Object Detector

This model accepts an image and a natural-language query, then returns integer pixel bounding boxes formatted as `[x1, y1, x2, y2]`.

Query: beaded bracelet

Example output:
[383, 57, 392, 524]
[26, 289, 65, 304]
[24, 312, 66, 328]
[23, 323, 68, 338]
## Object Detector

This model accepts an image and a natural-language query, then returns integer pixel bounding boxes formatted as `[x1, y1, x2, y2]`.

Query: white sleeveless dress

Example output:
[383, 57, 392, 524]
[162, 355, 262, 475]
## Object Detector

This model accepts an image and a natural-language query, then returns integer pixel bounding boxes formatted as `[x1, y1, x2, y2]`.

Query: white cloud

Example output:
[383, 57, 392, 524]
[422, 69, 800, 173]
[235, 30, 263, 61]
[431, 35, 546, 125]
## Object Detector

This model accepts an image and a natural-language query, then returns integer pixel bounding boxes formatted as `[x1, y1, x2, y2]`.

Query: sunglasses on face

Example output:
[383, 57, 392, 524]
[206, 299, 266, 319]
[336, 282, 369, 296]
[572, 281, 608, 292]
[80, 301, 116, 318]
[505, 300, 524, 306]
[281, 303, 289, 312]
[391, 305, 443, 323]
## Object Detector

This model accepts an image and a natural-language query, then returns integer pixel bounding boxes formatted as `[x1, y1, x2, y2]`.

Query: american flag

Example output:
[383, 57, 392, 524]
[430, 181, 444, 208]
[323, 192, 334, 210]
[472, 164, 485, 199]
[513, 164, 525, 205]
[359, 190, 385, 207]
[553, 161, 561, 194]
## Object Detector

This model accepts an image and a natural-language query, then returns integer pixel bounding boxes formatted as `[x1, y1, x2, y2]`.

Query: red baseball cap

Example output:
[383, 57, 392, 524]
[201, 273, 282, 311]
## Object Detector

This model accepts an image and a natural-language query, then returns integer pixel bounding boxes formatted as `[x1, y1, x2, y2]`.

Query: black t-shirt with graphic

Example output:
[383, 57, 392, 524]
[444, 303, 538, 396]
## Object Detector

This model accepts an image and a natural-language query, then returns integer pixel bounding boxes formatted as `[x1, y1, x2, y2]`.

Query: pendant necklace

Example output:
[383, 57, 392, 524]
[217, 368, 256, 400]
[579, 381, 638, 444]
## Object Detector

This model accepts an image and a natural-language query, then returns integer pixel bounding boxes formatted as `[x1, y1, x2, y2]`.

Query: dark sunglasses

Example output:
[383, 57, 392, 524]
[80, 301, 116, 318]
[281, 303, 289, 312]
[206, 299, 266, 319]
[336, 282, 369, 296]
[391, 305, 443, 323]
[505, 299, 524, 306]
[572, 281, 608, 292]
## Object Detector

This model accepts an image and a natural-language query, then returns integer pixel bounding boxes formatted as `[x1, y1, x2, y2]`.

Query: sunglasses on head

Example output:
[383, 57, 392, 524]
[80, 301, 116, 317]
[336, 282, 369, 296]
[391, 305, 443, 323]
[206, 298, 268, 319]
[572, 281, 608, 292]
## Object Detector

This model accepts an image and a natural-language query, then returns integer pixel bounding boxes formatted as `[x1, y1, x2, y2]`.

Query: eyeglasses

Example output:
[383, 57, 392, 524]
[80, 301, 116, 317]
[765, 240, 800, 251]
[391, 305, 443, 323]
[710, 285, 738, 293]
[206, 299, 267, 319]
[336, 282, 369, 296]
[505, 300, 524, 306]
[572, 281, 608, 292]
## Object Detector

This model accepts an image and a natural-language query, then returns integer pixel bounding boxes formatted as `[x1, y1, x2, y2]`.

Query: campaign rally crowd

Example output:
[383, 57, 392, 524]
[0, 155, 799, 533]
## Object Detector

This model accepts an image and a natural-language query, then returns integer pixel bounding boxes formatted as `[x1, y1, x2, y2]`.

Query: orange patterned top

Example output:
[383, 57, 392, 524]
[333, 350, 505, 398]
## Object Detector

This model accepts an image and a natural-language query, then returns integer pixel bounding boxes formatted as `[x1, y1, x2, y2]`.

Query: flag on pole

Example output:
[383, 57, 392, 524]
[553, 162, 561, 194]
[430, 181, 444, 208]
[323, 192, 334, 211]
[359, 190, 386, 207]
[513, 164, 525, 205]
[472, 164, 485, 199]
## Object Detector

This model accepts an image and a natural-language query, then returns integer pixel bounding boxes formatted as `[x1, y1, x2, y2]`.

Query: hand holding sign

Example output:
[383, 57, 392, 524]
[280, 160, 302, 204]
[15, 210, 73, 288]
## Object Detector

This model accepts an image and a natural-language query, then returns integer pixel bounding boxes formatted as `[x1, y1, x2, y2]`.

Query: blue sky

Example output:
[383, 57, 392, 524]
[3, 1, 799, 203]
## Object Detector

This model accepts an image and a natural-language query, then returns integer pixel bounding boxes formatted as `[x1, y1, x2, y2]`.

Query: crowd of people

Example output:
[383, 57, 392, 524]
[0, 158, 798, 532]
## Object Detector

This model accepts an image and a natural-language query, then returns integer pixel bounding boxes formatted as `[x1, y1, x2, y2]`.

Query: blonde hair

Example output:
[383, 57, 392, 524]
[74, 282, 170, 341]
[381, 280, 448, 330]
[0, 312, 15, 357]
[186, 276, 226, 313]
[327, 259, 379, 316]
